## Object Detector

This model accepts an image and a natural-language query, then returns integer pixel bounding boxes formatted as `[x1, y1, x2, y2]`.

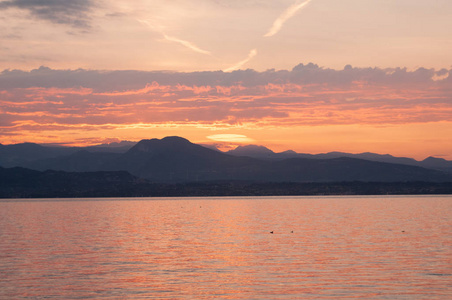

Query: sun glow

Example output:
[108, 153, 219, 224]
[207, 134, 254, 143]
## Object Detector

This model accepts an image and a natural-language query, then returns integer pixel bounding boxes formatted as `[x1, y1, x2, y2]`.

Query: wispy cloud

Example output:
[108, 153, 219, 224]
[225, 1, 313, 71]
[264, 0, 313, 37]
[223, 49, 257, 72]
[162, 34, 211, 55]
[138, 19, 211, 56]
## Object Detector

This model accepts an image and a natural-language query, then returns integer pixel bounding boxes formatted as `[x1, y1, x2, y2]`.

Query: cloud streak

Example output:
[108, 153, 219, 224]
[223, 49, 257, 72]
[138, 19, 211, 56]
[264, 0, 313, 37]
[162, 34, 211, 56]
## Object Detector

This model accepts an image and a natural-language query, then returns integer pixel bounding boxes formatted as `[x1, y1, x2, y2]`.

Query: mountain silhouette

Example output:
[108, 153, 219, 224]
[227, 144, 452, 173]
[111, 136, 262, 182]
[0, 166, 139, 198]
[28, 150, 120, 172]
[0, 143, 77, 167]
[0, 136, 451, 183]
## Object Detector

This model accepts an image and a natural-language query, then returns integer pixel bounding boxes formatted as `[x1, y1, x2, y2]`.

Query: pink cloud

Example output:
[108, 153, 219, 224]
[0, 64, 451, 136]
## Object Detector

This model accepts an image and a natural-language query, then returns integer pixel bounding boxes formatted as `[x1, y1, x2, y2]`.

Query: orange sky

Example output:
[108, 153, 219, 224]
[0, 0, 451, 160]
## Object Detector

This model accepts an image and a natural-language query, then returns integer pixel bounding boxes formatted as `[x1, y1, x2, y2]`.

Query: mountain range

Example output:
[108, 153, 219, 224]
[226, 145, 452, 173]
[1, 136, 451, 183]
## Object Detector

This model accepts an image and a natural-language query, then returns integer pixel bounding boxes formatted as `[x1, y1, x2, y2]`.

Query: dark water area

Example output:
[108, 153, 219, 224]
[1, 195, 451, 299]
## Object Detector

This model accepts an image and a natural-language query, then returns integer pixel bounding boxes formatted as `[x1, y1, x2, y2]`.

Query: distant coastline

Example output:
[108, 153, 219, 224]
[1, 167, 451, 198]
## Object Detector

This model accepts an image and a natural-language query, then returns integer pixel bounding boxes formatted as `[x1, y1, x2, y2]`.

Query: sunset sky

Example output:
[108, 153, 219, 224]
[1, 0, 451, 159]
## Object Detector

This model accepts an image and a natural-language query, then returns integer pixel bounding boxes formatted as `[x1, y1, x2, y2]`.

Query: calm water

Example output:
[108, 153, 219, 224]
[0, 195, 451, 299]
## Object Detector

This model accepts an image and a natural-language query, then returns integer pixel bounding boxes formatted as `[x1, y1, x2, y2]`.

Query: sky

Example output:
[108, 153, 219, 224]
[0, 0, 451, 159]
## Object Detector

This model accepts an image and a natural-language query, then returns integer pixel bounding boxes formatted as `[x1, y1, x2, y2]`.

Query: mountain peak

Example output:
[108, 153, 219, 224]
[281, 150, 297, 154]
[423, 156, 445, 162]
[228, 145, 274, 156]
[161, 136, 191, 143]
[94, 140, 136, 148]
[421, 156, 448, 168]
[127, 136, 196, 155]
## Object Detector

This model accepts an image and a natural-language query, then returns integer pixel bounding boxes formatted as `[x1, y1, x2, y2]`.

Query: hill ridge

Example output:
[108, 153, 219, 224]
[1, 136, 451, 182]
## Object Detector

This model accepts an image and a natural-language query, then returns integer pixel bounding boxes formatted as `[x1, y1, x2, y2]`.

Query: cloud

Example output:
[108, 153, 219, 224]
[138, 19, 211, 56]
[211, 0, 268, 9]
[264, 0, 313, 37]
[0, 0, 93, 28]
[2, 64, 450, 90]
[162, 34, 211, 56]
[0, 64, 451, 137]
[223, 49, 257, 72]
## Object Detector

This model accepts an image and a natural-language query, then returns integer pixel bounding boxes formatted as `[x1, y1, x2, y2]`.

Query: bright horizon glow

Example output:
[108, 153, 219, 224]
[207, 134, 255, 143]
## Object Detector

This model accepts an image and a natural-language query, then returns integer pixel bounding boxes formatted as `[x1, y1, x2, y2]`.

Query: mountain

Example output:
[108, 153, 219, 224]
[1, 136, 451, 183]
[0, 141, 134, 168]
[227, 145, 276, 159]
[227, 145, 301, 160]
[420, 157, 452, 173]
[0, 166, 140, 198]
[263, 157, 450, 182]
[0, 143, 78, 167]
[110, 136, 262, 182]
[85, 141, 137, 153]
[227, 144, 452, 173]
[28, 150, 121, 172]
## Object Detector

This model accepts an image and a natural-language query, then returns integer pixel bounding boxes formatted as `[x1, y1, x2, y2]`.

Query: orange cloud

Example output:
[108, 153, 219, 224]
[0, 65, 451, 158]
[1, 79, 451, 132]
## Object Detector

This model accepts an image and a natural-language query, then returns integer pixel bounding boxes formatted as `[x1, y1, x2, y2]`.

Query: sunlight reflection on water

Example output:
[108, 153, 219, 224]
[0, 195, 451, 299]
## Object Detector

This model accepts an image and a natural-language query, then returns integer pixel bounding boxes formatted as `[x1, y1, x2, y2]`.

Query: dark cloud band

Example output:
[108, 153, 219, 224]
[0, 64, 450, 92]
[0, 0, 93, 28]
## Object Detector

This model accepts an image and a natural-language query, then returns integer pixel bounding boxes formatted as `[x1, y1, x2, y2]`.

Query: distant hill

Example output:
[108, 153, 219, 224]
[107, 137, 452, 182]
[227, 145, 279, 160]
[0, 141, 135, 168]
[1, 166, 451, 198]
[109, 137, 262, 182]
[0, 167, 140, 198]
[85, 141, 137, 153]
[28, 151, 121, 172]
[227, 145, 452, 174]
[0, 143, 78, 167]
[1, 136, 451, 183]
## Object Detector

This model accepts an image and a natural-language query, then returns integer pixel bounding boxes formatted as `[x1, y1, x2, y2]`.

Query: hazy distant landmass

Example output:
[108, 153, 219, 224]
[1, 167, 451, 198]
[226, 144, 452, 173]
[1, 136, 451, 198]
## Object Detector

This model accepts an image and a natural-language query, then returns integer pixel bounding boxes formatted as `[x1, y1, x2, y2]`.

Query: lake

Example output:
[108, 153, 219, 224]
[0, 195, 451, 299]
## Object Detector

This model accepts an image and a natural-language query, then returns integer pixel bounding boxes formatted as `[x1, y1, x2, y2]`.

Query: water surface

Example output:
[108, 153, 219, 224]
[1, 195, 451, 299]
